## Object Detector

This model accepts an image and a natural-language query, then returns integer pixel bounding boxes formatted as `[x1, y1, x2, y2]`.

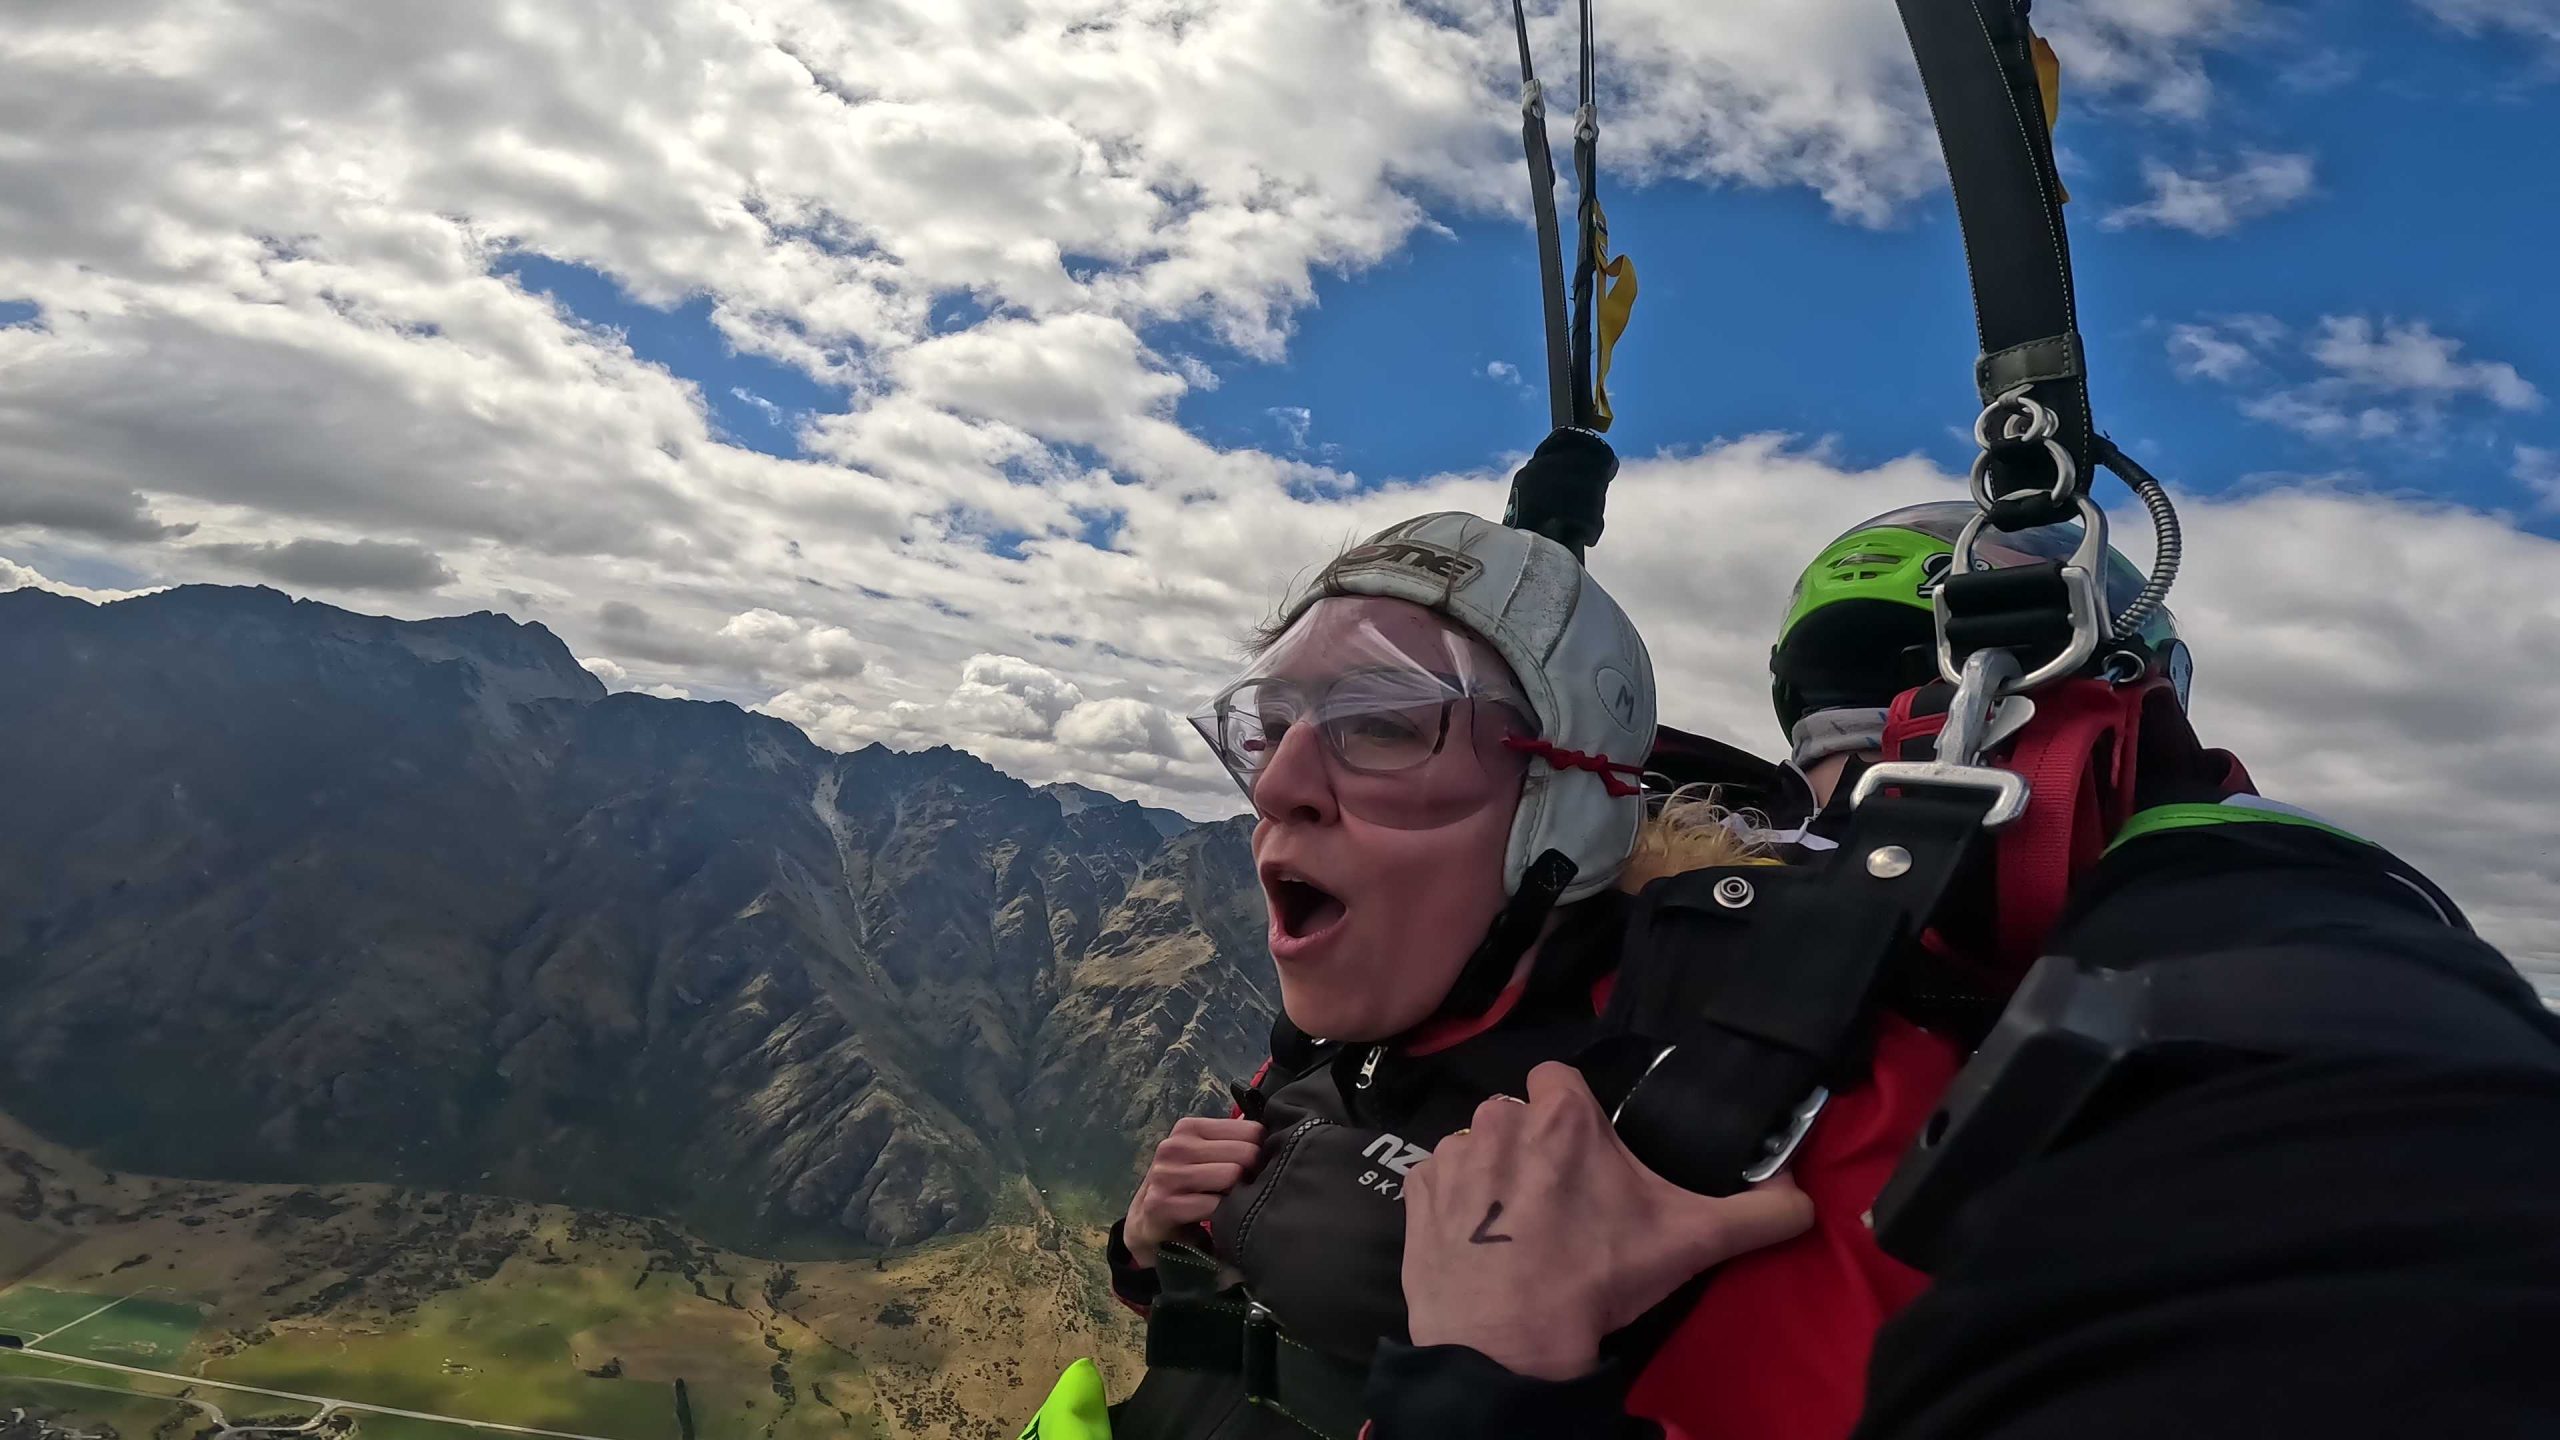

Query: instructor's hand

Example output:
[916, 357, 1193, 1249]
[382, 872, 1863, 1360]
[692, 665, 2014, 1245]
[1402, 1061, 1815, 1380]
[1123, 1115, 1264, 1269]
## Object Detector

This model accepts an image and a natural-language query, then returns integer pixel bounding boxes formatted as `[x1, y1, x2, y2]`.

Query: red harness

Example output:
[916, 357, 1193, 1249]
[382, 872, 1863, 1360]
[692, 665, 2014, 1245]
[1878, 676, 2168, 987]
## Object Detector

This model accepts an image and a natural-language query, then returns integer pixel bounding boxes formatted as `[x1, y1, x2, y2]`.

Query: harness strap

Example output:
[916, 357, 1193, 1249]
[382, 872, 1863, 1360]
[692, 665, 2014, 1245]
[1587, 789, 1996, 1196]
[1892, 0, 2090, 525]
[1884, 676, 2171, 986]
[1133, 1246, 1372, 1440]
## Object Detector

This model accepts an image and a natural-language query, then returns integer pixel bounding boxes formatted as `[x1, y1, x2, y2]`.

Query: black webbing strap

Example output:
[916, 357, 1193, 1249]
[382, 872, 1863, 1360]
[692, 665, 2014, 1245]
[1566, 0, 1601, 428]
[1509, 0, 1574, 430]
[1894, 0, 2091, 522]
[1141, 1246, 1370, 1440]
[1940, 560, 2077, 668]
[1587, 790, 1996, 1196]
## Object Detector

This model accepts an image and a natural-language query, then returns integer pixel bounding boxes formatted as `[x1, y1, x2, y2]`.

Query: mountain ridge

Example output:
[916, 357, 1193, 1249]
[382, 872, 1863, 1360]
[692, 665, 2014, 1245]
[0, 581, 1274, 1251]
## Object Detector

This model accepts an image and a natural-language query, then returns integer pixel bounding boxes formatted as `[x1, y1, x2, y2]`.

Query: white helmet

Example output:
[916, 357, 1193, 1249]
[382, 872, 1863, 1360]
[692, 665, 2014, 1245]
[1274, 512, 1657, 903]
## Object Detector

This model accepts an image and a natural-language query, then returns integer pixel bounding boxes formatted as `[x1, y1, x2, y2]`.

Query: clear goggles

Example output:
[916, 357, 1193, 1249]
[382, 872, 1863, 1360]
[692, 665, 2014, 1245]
[1187, 597, 1537, 829]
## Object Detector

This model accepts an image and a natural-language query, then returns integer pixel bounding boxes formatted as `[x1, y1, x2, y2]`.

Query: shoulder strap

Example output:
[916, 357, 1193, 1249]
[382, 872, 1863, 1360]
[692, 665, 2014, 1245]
[1883, 675, 2170, 988]
[1584, 790, 1996, 1197]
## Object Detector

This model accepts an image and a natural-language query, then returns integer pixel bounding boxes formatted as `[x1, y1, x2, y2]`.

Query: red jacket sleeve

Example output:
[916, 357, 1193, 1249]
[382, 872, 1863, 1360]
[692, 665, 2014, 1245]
[1626, 1015, 1963, 1440]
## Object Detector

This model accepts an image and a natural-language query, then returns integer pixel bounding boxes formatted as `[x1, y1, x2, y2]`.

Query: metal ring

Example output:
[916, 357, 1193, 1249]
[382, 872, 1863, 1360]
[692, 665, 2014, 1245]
[1972, 390, 2057, 450]
[1712, 876, 1755, 909]
[1968, 436, 2079, 512]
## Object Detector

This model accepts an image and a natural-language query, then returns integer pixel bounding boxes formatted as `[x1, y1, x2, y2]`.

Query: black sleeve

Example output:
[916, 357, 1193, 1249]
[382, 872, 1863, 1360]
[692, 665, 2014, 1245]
[1107, 1218, 1161, 1312]
[1856, 825, 2560, 1439]
[1364, 1342, 1659, 1440]
[1855, 1056, 2560, 1439]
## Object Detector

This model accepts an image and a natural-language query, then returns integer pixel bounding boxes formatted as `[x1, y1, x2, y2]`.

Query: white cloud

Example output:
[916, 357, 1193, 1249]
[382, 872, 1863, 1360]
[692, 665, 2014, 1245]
[2518, 446, 2560, 509]
[717, 607, 866, 680]
[2174, 313, 2542, 445]
[2167, 322, 2262, 382]
[580, 656, 630, 686]
[1267, 406, 1314, 453]
[2414, 0, 2560, 51]
[946, 653, 1087, 740]
[18, 0, 2556, 999]
[0, 556, 158, 605]
[2305, 317, 2540, 412]
[1485, 360, 1522, 385]
[2105, 151, 2315, 237]
[730, 388, 786, 427]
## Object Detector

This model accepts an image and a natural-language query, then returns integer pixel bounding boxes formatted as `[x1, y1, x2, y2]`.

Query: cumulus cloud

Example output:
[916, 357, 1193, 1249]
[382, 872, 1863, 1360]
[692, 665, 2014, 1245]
[946, 654, 1087, 740]
[2105, 151, 2316, 237]
[10, 1, 2556, 998]
[580, 656, 630, 686]
[717, 607, 866, 680]
[194, 537, 457, 592]
[2172, 313, 2542, 444]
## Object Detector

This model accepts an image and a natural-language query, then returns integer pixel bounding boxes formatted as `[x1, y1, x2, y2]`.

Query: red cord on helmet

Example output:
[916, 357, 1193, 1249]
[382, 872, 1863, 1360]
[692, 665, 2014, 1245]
[1503, 735, 1645, 797]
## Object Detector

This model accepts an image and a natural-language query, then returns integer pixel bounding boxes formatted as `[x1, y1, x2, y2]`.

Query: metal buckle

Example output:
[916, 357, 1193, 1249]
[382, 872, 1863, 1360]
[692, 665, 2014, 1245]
[1854, 648, 2033, 828]
[1240, 1301, 1278, 1401]
[1742, 1086, 1829, 1184]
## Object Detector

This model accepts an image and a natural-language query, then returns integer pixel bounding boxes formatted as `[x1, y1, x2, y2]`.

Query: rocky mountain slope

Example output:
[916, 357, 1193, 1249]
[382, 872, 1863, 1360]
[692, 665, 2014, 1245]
[0, 584, 1277, 1250]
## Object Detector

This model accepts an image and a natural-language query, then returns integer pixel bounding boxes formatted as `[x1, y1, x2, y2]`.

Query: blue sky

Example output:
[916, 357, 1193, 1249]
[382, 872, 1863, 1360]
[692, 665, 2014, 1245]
[464, 3, 2558, 536]
[1175, 6, 2560, 528]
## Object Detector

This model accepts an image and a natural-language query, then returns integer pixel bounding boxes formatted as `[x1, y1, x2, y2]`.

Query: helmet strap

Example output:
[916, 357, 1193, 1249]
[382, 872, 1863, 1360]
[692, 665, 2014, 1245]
[1433, 848, 1578, 1020]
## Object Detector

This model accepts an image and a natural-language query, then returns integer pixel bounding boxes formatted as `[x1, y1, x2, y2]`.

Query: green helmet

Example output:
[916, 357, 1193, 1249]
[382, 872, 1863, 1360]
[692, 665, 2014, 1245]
[1770, 501, 2184, 738]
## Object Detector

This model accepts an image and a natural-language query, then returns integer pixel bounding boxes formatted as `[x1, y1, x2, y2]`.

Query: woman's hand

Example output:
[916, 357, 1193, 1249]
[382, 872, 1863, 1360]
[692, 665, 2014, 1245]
[1402, 1061, 1816, 1380]
[1122, 1115, 1266, 1269]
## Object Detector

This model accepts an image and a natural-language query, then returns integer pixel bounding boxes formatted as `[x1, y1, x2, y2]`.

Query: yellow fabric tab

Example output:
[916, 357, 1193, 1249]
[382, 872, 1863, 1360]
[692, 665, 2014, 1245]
[1591, 204, 1638, 430]
[2031, 32, 2070, 204]
[1018, 1357, 1112, 1440]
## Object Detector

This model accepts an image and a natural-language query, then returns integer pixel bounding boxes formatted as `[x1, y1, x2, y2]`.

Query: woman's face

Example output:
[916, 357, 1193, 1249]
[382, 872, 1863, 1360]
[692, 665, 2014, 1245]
[1230, 598, 1532, 1041]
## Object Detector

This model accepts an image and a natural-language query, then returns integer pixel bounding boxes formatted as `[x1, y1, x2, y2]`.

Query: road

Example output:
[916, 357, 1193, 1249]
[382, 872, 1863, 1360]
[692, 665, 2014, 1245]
[5, 1343, 629, 1440]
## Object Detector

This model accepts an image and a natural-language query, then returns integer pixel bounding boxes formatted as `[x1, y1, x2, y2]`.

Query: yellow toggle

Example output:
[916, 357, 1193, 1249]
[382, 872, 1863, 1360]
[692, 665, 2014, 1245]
[1591, 204, 1638, 430]
[2031, 32, 2070, 204]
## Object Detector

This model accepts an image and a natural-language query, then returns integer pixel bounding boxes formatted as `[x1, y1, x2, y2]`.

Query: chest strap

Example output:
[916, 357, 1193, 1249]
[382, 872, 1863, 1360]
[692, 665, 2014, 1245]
[1133, 1244, 1370, 1440]
[1585, 787, 1996, 1197]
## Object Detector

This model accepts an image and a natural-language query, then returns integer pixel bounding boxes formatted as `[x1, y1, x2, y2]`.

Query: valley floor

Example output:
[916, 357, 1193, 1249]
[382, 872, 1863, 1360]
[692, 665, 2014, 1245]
[0, 1118, 1143, 1440]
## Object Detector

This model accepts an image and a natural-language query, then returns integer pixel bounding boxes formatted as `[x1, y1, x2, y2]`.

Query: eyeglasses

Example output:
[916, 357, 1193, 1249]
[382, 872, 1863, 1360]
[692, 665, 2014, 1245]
[1187, 669, 1535, 828]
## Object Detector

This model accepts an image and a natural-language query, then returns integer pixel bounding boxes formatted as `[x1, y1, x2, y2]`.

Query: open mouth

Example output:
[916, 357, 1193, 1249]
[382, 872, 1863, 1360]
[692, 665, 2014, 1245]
[1264, 869, 1350, 944]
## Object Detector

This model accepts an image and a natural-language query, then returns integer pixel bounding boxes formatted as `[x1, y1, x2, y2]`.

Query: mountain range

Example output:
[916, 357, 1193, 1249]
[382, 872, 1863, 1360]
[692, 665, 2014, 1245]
[0, 583, 1279, 1249]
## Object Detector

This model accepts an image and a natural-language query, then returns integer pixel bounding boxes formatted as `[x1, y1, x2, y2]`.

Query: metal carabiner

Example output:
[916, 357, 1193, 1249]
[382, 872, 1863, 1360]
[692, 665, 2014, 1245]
[1935, 492, 2111, 694]
[1851, 647, 2034, 828]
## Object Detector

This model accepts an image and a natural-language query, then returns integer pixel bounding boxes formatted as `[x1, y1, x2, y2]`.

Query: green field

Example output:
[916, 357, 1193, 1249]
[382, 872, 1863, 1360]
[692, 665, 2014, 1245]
[40, 1295, 204, 1368]
[0, 1287, 124, 1340]
[0, 1370, 202, 1438]
[207, 1265, 697, 1440]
